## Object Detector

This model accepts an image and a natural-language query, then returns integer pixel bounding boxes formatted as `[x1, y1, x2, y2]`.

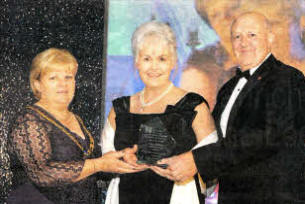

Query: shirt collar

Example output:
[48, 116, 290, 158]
[248, 53, 271, 75]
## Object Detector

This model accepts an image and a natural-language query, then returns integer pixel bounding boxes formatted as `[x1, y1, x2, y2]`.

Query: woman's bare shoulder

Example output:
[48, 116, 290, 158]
[129, 92, 141, 106]
[172, 86, 188, 97]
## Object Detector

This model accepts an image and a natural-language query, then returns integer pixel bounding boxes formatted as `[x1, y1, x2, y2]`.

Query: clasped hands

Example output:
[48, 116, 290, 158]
[99, 145, 148, 174]
[102, 146, 198, 183]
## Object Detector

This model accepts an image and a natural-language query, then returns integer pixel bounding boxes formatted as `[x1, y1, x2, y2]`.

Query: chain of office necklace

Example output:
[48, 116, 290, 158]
[140, 83, 174, 108]
[27, 106, 94, 157]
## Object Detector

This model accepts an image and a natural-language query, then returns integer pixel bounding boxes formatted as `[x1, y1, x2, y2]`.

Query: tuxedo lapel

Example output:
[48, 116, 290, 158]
[225, 55, 276, 137]
[213, 76, 240, 138]
[214, 79, 238, 115]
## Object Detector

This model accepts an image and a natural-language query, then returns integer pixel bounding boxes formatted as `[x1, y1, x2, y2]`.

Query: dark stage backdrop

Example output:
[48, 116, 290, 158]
[0, 0, 105, 201]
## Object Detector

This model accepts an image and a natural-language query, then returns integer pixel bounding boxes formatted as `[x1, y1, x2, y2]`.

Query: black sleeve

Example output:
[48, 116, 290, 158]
[10, 112, 84, 187]
[192, 70, 305, 182]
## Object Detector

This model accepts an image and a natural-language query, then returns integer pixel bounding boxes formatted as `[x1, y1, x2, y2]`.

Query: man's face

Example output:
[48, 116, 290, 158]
[195, 0, 305, 73]
[231, 14, 272, 70]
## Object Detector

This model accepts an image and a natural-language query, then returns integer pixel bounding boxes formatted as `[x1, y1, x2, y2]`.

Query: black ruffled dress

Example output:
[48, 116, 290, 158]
[113, 93, 208, 204]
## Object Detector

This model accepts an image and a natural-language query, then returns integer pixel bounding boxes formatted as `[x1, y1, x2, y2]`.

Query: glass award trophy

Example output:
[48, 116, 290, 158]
[137, 117, 176, 167]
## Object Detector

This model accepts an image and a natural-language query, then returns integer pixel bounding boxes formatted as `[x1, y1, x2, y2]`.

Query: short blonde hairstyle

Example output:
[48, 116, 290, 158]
[131, 21, 177, 63]
[30, 48, 78, 99]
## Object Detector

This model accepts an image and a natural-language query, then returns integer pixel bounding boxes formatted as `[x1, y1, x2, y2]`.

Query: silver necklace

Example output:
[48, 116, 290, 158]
[140, 83, 174, 109]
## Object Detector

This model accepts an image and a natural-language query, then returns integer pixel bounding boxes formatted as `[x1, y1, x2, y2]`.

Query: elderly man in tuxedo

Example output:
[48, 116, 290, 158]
[152, 12, 305, 203]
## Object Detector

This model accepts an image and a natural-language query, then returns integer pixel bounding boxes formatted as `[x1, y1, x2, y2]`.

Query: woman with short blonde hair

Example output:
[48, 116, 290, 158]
[8, 48, 140, 203]
[29, 48, 78, 99]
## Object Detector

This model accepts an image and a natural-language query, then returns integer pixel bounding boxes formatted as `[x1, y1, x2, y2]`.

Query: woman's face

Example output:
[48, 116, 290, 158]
[135, 35, 175, 88]
[35, 66, 76, 106]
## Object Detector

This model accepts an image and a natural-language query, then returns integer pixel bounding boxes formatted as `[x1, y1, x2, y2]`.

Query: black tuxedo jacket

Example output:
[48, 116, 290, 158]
[192, 55, 305, 203]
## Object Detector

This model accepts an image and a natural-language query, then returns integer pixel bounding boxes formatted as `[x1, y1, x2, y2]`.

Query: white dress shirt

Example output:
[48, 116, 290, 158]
[220, 53, 271, 137]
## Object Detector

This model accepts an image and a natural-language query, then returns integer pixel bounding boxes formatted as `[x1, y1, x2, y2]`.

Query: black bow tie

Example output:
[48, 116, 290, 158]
[236, 68, 250, 80]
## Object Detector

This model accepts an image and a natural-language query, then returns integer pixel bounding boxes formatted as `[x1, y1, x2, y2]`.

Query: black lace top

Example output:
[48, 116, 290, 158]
[113, 92, 208, 204]
[9, 105, 102, 204]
